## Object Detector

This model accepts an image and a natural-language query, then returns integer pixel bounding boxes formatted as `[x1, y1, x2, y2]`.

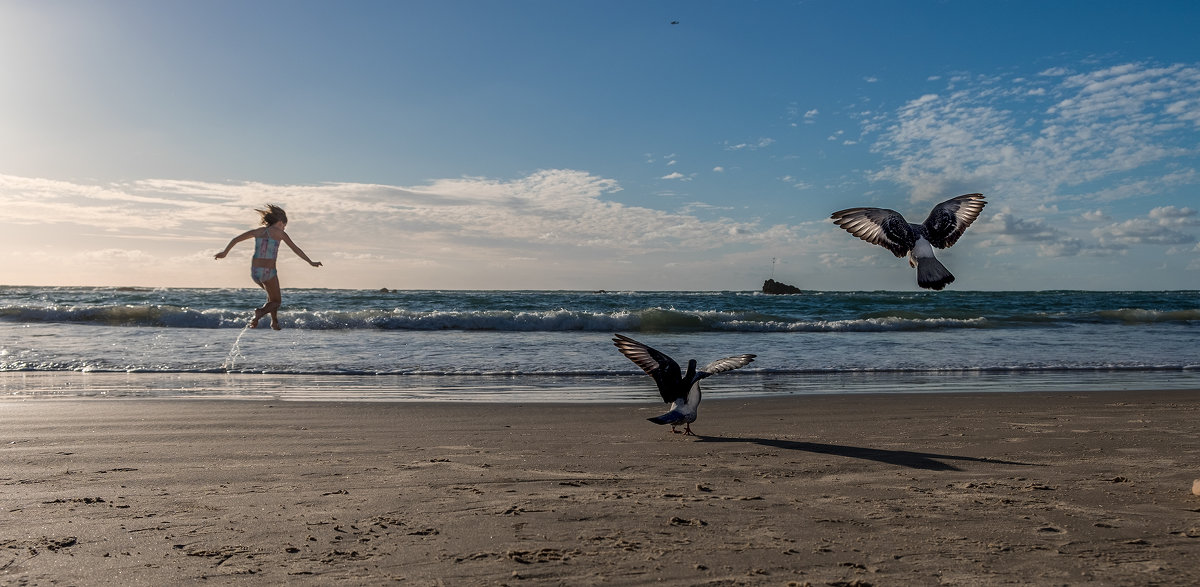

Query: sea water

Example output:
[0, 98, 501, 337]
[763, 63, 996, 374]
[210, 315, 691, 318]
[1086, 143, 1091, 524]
[0, 287, 1196, 401]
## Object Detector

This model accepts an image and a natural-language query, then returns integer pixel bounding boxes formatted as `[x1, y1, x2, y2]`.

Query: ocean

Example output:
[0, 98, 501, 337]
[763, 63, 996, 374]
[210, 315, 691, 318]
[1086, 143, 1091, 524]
[1, 287, 1196, 401]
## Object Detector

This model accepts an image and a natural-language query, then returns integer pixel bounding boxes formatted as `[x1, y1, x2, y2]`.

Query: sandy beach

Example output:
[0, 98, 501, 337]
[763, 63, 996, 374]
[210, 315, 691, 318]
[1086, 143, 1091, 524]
[3, 390, 1200, 585]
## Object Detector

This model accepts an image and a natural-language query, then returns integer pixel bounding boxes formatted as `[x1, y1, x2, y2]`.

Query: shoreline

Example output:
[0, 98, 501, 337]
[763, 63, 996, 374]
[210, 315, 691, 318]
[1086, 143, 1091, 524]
[4, 390, 1200, 584]
[4, 370, 1200, 403]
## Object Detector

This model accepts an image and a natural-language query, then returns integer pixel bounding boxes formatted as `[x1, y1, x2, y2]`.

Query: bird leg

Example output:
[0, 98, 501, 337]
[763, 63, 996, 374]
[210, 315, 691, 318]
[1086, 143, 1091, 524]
[682, 423, 696, 436]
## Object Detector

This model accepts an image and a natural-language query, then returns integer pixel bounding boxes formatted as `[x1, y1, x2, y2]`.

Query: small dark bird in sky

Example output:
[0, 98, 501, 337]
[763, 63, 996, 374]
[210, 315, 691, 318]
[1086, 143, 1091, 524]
[670, 20, 680, 25]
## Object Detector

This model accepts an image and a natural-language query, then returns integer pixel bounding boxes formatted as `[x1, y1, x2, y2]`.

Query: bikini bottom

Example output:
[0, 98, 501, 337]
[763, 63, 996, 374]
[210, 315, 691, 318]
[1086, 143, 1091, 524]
[251, 266, 278, 285]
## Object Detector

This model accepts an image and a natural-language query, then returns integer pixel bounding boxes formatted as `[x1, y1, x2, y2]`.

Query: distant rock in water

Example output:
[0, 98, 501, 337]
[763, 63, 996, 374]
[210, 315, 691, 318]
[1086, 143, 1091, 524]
[762, 279, 802, 295]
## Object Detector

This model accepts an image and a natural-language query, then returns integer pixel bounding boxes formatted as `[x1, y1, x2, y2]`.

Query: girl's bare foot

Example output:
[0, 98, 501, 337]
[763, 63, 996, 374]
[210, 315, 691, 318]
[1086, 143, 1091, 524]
[250, 308, 266, 328]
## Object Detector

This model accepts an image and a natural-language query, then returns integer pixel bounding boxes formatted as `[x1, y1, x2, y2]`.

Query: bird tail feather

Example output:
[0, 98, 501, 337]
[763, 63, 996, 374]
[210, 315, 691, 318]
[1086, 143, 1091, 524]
[648, 412, 686, 425]
[916, 257, 954, 290]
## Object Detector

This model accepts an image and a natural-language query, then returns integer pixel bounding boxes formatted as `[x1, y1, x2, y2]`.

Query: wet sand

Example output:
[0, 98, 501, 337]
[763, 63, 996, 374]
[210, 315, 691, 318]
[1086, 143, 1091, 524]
[3, 390, 1200, 585]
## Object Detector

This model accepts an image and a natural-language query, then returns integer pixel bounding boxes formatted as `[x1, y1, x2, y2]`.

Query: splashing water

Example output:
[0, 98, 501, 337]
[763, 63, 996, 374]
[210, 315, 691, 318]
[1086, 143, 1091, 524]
[222, 323, 253, 371]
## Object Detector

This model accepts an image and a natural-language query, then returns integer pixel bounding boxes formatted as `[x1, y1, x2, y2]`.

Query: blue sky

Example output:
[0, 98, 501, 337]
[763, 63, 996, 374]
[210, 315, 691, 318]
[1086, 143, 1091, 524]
[1, 0, 1198, 290]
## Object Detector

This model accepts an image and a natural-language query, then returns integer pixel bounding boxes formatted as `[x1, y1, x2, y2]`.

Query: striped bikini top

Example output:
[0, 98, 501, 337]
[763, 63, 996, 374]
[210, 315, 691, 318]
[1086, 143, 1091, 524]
[253, 228, 281, 260]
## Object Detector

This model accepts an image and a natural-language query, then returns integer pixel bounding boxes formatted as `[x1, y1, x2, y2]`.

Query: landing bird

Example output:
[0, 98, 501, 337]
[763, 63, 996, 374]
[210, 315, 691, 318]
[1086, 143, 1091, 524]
[612, 334, 756, 436]
[830, 193, 987, 290]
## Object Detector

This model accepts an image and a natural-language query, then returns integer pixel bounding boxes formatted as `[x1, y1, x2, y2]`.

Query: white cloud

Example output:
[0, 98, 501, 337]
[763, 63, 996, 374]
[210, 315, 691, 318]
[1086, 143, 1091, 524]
[0, 170, 805, 288]
[819, 251, 883, 269]
[1093, 217, 1196, 246]
[977, 209, 1063, 243]
[332, 252, 387, 261]
[1038, 67, 1071, 77]
[1081, 170, 1198, 203]
[940, 138, 1200, 261]
[660, 172, 685, 180]
[868, 62, 1200, 206]
[976, 207, 1128, 257]
[1148, 205, 1199, 226]
[1088, 206, 1199, 248]
[1165, 98, 1200, 126]
[712, 166, 725, 173]
[681, 201, 735, 213]
[779, 175, 812, 190]
[1036, 238, 1083, 258]
[724, 138, 775, 151]
[80, 248, 156, 263]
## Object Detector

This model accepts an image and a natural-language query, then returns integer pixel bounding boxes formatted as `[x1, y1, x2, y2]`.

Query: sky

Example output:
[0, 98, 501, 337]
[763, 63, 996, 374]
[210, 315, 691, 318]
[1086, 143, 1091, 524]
[1, 0, 1199, 291]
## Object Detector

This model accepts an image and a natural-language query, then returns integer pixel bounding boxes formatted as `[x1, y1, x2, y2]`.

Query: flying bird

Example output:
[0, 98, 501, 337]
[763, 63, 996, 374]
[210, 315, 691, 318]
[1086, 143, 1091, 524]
[830, 193, 987, 290]
[612, 334, 756, 436]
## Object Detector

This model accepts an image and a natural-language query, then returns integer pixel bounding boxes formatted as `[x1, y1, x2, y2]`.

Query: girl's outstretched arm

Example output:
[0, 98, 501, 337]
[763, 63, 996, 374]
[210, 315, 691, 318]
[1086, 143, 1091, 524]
[281, 233, 322, 267]
[214, 229, 259, 260]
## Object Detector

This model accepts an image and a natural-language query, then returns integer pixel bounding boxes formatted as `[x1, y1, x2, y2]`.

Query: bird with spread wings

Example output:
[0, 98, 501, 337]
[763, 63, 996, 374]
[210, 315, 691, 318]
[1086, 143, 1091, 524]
[830, 193, 987, 290]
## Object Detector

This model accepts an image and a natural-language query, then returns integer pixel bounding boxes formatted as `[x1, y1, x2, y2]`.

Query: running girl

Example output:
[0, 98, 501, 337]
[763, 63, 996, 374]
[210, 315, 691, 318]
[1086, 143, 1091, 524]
[214, 204, 322, 329]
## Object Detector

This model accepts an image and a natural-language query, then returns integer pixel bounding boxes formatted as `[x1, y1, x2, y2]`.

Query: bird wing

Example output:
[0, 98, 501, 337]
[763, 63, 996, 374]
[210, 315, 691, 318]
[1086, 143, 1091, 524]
[612, 334, 682, 403]
[698, 354, 756, 377]
[829, 207, 915, 257]
[921, 193, 987, 248]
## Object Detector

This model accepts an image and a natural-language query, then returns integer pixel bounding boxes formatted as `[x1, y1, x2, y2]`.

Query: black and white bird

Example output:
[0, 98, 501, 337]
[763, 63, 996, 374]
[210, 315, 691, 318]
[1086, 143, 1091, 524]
[830, 193, 987, 290]
[612, 334, 756, 436]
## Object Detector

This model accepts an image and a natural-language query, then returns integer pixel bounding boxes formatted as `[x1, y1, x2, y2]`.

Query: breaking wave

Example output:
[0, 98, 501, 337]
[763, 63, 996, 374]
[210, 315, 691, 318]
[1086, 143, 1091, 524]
[0, 304, 1005, 332]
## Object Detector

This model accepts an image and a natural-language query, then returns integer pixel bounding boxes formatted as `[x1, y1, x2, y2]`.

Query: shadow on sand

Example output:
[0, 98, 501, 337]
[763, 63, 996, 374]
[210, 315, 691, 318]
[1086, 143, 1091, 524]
[696, 436, 1039, 472]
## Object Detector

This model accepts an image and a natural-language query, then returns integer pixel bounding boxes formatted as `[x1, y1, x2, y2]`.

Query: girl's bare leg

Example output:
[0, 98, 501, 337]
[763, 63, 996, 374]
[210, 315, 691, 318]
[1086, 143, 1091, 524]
[251, 277, 282, 328]
[251, 282, 267, 328]
[262, 277, 283, 330]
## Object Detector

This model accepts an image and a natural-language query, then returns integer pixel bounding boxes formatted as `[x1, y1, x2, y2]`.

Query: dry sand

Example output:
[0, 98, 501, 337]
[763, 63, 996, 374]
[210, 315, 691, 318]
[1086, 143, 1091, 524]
[3, 390, 1200, 585]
